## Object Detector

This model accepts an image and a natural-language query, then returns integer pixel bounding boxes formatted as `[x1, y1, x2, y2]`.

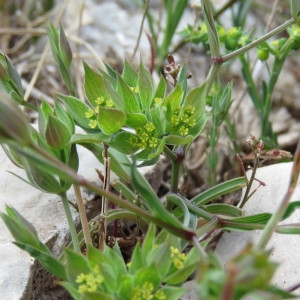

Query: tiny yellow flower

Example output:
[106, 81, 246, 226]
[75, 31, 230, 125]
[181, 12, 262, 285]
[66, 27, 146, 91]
[145, 122, 155, 133]
[171, 115, 179, 126]
[130, 86, 139, 93]
[76, 266, 104, 294]
[154, 290, 166, 300]
[89, 119, 98, 129]
[185, 105, 195, 115]
[149, 137, 158, 148]
[170, 246, 186, 270]
[129, 136, 139, 146]
[95, 96, 105, 105]
[153, 97, 162, 106]
[85, 109, 94, 119]
[106, 99, 114, 107]
[179, 126, 188, 136]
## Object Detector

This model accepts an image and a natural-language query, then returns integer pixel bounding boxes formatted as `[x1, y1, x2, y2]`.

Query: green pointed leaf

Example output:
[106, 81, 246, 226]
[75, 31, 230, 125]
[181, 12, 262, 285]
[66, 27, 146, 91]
[125, 112, 147, 128]
[141, 223, 156, 256]
[48, 24, 59, 62]
[146, 138, 166, 160]
[177, 63, 188, 97]
[128, 246, 144, 276]
[57, 94, 92, 129]
[59, 25, 72, 68]
[70, 132, 111, 144]
[134, 265, 161, 288]
[117, 276, 134, 300]
[67, 143, 79, 172]
[164, 134, 193, 145]
[191, 177, 246, 205]
[48, 25, 75, 95]
[204, 203, 243, 217]
[0, 205, 39, 242]
[165, 262, 199, 285]
[38, 100, 53, 137]
[22, 156, 63, 193]
[138, 60, 154, 111]
[188, 115, 207, 138]
[54, 101, 75, 134]
[183, 83, 207, 118]
[0, 53, 9, 81]
[2, 144, 23, 168]
[104, 62, 118, 81]
[153, 75, 167, 101]
[160, 85, 183, 120]
[110, 131, 140, 154]
[98, 106, 126, 135]
[45, 115, 72, 149]
[122, 59, 138, 87]
[64, 249, 90, 285]
[0, 93, 32, 144]
[97, 66, 117, 88]
[150, 106, 166, 135]
[116, 74, 140, 113]
[84, 62, 111, 107]
[147, 243, 172, 278]
[157, 286, 186, 300]
[5, 54, 24, 99]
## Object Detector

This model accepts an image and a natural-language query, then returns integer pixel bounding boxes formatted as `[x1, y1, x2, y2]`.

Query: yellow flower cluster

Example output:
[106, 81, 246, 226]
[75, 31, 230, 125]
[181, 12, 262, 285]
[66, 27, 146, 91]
[171, 105, 196, 136]
[76, 266, 104, 293]
[130, 122, 158, 149]
[85, 96, 115, 129]
[170, 246, 186, 269]
[130, 86, 140, 94]
[131, 281, 166, 300]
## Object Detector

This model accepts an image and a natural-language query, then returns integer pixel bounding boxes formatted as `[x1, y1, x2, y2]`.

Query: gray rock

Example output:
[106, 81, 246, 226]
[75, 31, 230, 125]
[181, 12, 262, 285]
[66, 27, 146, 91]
[0, 144, 101, 299]
[215, 162, 300, 290]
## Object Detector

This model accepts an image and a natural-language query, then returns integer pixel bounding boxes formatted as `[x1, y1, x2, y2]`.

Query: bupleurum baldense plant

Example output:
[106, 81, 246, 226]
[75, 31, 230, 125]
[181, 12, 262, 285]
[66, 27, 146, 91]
[1, 1, 300, 299]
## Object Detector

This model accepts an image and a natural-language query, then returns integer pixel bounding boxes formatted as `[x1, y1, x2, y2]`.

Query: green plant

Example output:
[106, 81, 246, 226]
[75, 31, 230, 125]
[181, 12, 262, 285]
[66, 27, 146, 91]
[1, 1, 300, 299]
[179, 0, 300, 148]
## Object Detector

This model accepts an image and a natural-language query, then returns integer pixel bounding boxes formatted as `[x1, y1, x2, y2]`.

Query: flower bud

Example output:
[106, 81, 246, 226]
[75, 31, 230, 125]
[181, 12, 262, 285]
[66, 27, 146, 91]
[0, 93, 32, 144]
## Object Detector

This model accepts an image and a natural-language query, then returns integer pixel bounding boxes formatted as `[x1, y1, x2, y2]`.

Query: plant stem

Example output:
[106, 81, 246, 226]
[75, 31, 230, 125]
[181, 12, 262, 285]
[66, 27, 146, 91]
[239, 154, 259, 208]
[170, 159, 181, 193]
[28, 143, 196, 241]
[222, 17, 296, 62]
[255, 139, 300, 250]
[204, 63, 221, 95]
[73, 184, 93, 248]
[60, 192, 80, 253]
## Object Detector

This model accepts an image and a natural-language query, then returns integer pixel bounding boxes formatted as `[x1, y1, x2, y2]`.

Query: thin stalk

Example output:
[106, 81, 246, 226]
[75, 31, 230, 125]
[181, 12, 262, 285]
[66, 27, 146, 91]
[60, 192, 80, 253]
[239, 154, 260, 208]
[29, 143, 196, 241]
[192, 236, 208, 259]
[73, 184, 93, 248]
[204, 64, 221, 95]
[163, 145, 182, 193]
[170, 159, 181, 193]
[222, 17, 296, 62]
[255, 139, 300, 250]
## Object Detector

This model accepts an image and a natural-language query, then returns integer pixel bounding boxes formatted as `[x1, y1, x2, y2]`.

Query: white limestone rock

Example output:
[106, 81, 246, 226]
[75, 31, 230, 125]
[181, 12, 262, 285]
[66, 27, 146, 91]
[0, 144, 102, 299]
[215, 162, 300, 290]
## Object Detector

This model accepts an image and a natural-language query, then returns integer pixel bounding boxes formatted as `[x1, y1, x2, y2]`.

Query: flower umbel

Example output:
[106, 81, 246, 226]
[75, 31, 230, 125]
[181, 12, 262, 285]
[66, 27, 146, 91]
[170, 246, 186, 269]
[76, 266, 104, 293]
[131, 281, 166, 300]
[129, 122, 158, 149]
